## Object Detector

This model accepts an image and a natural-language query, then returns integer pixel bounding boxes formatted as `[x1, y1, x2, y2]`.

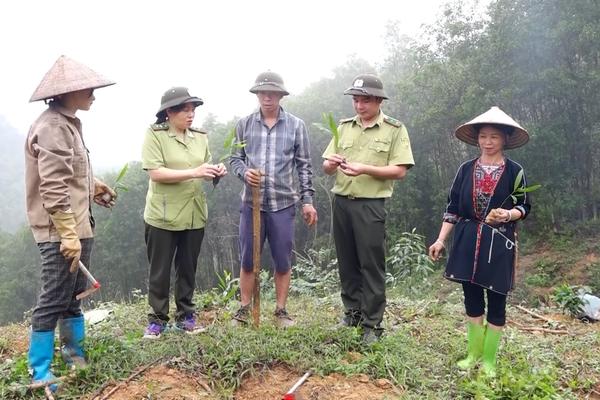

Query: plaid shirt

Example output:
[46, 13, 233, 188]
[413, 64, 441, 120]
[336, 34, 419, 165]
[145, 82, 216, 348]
[230, 107, 315, 212]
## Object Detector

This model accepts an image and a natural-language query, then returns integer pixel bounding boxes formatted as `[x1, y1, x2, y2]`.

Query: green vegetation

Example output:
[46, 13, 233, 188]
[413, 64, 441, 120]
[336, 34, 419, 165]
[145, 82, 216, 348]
[2, 280, 598, 399]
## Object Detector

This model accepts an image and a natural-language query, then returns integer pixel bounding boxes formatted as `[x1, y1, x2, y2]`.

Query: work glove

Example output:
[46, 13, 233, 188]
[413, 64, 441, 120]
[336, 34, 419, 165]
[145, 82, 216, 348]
[49, 210, 81, 273]
[93, 178, 117, 208]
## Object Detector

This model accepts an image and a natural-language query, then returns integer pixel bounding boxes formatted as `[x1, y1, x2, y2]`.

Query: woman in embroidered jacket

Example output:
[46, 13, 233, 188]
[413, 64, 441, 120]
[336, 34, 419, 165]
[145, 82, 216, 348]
[429, 106, 531, 377]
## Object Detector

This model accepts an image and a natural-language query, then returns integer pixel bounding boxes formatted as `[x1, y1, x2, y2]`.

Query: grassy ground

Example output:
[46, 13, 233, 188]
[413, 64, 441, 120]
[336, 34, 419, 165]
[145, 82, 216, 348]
[1, 277, 599, 399]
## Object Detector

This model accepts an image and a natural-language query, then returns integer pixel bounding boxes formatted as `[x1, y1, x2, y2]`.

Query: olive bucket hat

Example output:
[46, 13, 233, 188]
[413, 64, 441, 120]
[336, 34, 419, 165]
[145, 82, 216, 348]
[454, 106, 529, 149]
[155, 87, 204, 118]
[30, 55, 115, 102]
[344, 74, 388, 99]
[249, 71, 289, 95]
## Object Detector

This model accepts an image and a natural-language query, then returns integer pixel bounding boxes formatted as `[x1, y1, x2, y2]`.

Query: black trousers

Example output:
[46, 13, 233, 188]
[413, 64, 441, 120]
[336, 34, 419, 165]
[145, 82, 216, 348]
[333, 195, 386, 329]
[462, 282, 507, 326]
[144, 224, 204, 323]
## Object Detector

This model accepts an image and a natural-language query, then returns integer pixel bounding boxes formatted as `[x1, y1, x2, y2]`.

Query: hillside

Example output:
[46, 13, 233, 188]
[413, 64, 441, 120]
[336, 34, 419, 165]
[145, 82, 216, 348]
[1, 268, 599, 399]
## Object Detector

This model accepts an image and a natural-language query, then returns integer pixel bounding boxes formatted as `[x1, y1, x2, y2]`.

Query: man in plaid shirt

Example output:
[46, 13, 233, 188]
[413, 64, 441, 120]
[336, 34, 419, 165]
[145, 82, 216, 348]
[230, 71, 317, 328]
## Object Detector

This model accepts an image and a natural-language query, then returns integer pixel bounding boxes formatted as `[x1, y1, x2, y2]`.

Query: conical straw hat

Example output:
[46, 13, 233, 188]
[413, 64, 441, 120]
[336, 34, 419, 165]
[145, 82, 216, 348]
[454, 106, 529, 149]
[30, 55, 115, 102]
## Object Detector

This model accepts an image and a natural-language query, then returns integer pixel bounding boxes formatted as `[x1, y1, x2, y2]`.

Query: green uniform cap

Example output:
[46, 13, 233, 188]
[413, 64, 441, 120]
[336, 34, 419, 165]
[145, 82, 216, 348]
[249, 71, 289, 96]
[155, 87, 203, 118]
[343, 74, 388, 99]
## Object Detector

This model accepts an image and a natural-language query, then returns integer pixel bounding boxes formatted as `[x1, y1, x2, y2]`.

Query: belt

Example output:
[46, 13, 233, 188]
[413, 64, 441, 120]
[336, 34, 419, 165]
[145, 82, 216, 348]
[335, 194, 381, 201]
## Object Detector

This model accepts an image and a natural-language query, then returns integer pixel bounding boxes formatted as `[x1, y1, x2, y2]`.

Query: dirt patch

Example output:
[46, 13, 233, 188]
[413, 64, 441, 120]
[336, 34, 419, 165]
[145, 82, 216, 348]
[0, 323, 29, 362]
[235, 365, 401, 400]
[89, 365, 212, 400]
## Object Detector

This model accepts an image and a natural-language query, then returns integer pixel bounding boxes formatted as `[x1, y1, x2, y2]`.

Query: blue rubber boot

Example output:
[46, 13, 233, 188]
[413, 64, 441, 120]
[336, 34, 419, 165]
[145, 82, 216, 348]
[59, 315, 88, 369]
[28, 330, 58, 392]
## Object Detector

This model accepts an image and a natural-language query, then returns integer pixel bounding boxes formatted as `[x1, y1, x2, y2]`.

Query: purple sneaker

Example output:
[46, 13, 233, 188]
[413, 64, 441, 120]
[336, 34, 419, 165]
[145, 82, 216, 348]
[143, 322, 165, 339]
[175, 314, 206, 334]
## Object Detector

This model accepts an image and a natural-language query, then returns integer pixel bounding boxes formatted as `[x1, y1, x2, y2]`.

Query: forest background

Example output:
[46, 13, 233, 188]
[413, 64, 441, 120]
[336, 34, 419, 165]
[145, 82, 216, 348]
[1, 0, 599, 325]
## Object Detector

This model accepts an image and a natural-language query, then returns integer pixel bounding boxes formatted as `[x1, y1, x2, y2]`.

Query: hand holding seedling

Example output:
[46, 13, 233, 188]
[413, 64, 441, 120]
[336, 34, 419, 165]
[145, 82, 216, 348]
[485, 208, 510, 225]
[96, 163, 129, 207]
[94, 178, 117, 208]
[339, 161, 366, 177]
[324, 154, 346, 166]
[202, 163, 227, 179]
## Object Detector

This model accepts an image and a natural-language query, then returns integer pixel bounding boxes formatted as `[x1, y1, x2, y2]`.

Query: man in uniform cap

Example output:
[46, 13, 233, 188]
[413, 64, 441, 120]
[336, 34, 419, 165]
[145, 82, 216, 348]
[323, 74, 414, 344]
[25, 55, 116, 391]
[230, 71, 318, 328]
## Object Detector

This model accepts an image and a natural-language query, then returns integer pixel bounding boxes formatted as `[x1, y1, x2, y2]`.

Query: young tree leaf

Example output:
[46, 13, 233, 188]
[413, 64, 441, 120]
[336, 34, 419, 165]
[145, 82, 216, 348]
[513, 169, 524, 192]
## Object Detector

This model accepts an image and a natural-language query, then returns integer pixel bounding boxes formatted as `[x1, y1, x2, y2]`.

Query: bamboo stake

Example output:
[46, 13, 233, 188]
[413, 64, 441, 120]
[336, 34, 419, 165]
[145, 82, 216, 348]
[252, 185, 261, 327]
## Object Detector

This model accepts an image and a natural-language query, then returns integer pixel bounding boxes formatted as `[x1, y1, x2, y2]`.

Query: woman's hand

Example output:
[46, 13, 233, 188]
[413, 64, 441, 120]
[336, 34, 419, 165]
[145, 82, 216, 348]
[485, 208, 510, 224]
[428, 239, 445, 261]
[192, 164, 221, 179]
[93, 178, 117, 208]
[215, 163, 228, 177]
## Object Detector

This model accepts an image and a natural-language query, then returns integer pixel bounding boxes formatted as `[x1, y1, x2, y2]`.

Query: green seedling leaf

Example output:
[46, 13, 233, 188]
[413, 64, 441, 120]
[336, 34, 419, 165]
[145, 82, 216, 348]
[513, 169, 524, 192]
[322, 112, 340, 151]
[115, 163, 129, 184]
[516, 184, 542, 193]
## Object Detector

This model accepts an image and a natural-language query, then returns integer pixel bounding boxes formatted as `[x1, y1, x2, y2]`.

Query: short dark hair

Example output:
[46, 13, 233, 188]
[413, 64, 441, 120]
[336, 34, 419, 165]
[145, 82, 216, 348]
[473, 123, 514, 137]
[154, 103, 194, 124]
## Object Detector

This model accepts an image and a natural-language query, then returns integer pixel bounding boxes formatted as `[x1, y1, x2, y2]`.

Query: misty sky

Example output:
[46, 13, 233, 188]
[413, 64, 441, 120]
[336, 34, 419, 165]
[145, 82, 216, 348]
[2, 0, 449, 169]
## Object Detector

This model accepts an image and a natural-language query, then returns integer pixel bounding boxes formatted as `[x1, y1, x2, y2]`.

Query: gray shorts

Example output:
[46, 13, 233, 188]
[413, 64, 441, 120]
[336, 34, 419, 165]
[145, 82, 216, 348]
[239, 203, 295, 273]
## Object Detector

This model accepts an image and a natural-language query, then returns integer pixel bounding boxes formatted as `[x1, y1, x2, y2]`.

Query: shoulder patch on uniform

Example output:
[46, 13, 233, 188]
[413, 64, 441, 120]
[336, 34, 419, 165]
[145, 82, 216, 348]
[383, 116, 403, 128]
[189, 126, 208, 134]
[150, 123, 169, 131]
[339, 117, 354, 124]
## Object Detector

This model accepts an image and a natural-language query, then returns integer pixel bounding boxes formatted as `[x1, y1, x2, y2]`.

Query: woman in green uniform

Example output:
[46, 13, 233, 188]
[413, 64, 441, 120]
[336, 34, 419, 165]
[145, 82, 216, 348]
[141, 87, 227, 338]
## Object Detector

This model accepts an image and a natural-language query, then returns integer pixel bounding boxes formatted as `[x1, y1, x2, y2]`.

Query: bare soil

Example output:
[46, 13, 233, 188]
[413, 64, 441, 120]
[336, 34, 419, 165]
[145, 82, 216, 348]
[89, 364, 212, 400]
[234, 364, 401, 400]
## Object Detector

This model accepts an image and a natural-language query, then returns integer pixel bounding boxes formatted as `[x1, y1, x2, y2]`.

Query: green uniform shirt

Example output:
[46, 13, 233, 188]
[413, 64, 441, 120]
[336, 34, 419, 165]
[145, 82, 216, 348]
[322, 111, 414, 198]
[141, 122, 211, 231]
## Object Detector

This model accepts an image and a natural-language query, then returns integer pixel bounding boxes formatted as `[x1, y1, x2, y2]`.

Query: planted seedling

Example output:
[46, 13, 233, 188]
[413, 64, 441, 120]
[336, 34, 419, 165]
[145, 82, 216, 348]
[213, 127, 246, 188]
[101, 162, 129, 203]
[313, 112, 346, 165]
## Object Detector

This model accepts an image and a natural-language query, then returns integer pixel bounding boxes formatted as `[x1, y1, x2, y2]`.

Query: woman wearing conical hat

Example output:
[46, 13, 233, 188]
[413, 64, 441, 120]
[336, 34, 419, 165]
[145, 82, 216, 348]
[25, 55, 116, 391]
[428, 107, 532, 377]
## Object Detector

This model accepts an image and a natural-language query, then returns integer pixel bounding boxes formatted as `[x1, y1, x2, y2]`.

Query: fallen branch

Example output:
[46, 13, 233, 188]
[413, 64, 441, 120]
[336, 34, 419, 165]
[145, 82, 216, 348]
[511, 320, 569, 334]
[515, 305, 557, 323]
[9, 374, 70, 392]
[197, 379, 212, 393]
[95, 357, 165, 400]
[44, 386, 55, 400]
[520, 326, 568, 334]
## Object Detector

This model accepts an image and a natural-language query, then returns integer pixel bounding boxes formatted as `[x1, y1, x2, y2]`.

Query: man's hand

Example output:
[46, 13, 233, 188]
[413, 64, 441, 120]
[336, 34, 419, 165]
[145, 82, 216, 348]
[302, 204, 318, 227]
[324, 154, 346, 167]
[93, 178, 117, 208]
[339, 162, 366, 177]
[245, 168, 262, 187]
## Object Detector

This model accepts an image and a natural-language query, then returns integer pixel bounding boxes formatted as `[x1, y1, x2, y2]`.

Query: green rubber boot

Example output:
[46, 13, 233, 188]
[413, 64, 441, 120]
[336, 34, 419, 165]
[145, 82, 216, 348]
[481, 327, 503, 377]
[457, 321, 485, 370]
